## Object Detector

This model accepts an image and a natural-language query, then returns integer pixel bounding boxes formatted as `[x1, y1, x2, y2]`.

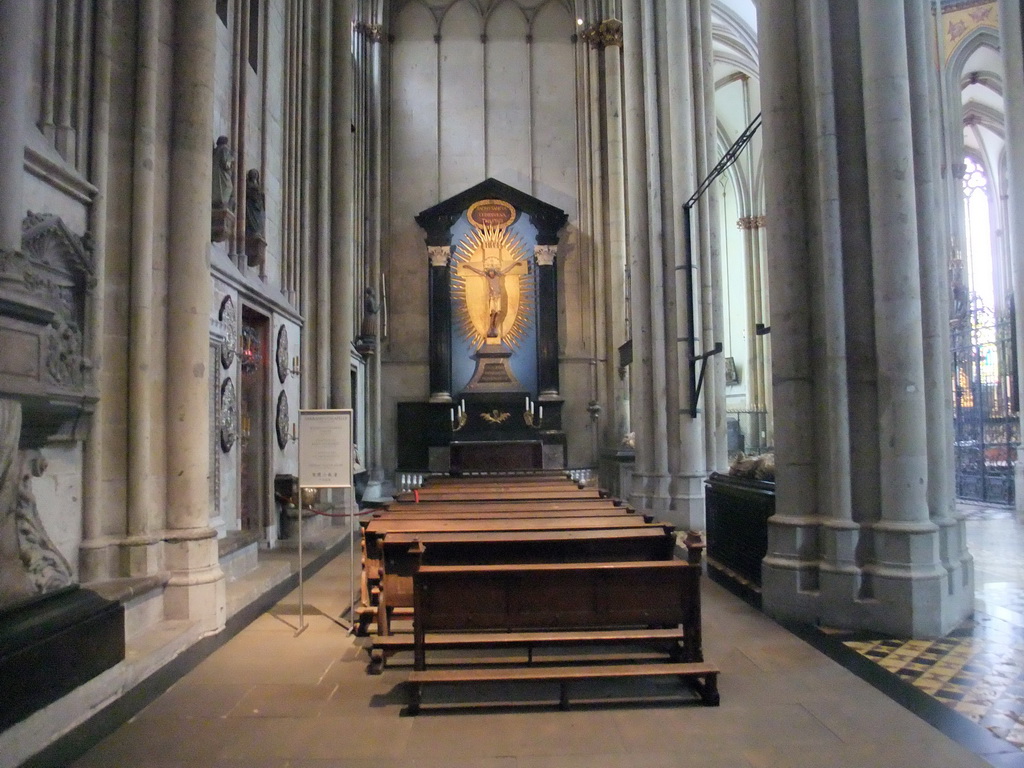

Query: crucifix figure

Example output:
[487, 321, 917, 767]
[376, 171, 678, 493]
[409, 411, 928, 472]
[456, 242, 528, 341]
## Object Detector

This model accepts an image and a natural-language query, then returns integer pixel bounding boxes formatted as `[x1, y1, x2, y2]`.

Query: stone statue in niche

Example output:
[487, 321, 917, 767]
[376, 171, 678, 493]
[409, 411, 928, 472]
[356, 286, 379, 356]
[212, 136, 234, 209]
[245, 168, 267, 269]
[0, 400, 73, 611]
[211, 136, 235, 243]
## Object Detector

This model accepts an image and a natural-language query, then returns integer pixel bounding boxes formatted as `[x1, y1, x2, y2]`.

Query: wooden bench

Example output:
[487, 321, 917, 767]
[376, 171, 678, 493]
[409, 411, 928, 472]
[381, 497, 625, 512]
[404, 559, 718, 713]
[361, 515, 659, 593]
[361, 524, 676, 643]
[394, 487, 607, 502]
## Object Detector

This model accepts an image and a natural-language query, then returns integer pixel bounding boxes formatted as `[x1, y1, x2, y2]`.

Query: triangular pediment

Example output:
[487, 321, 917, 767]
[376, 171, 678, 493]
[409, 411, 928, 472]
[415, 178, 568, 246]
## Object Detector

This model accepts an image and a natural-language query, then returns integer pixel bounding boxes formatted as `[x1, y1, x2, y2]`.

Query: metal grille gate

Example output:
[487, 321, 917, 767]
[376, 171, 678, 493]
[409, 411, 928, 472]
[951, 302, 1018, 505]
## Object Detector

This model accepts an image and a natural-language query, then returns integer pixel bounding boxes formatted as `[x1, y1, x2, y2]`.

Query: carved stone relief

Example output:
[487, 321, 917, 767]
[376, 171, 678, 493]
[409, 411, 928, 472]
[0, 213, 95, 608]
[276, 390, 290, 450]
[219, 295, 237, 369]
[276, 325, 289, 384]
[0, 400, 73, 611]
[220, 378, 237, 452]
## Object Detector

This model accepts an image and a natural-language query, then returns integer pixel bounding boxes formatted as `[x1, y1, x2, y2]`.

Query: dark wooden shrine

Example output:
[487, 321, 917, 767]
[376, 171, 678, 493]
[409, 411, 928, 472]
[397, 179, 568, 473]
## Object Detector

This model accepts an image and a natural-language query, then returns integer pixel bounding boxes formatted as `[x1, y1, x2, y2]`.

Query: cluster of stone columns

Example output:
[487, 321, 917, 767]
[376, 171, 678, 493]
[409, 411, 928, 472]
[621, 0, 718, 528]
[759, 0, 972, 636]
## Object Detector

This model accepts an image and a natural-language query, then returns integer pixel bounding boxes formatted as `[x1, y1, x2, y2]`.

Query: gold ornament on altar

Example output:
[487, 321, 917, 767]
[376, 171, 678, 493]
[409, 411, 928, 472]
[452, 214, 532, 350]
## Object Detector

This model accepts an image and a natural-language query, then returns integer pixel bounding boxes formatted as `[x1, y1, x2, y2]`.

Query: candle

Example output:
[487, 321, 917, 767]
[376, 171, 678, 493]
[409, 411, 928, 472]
[450, 407, 455, 422]
[525, 396, 529, 410]
[291, 422, 296, 439]
[538, 406, 543, 421]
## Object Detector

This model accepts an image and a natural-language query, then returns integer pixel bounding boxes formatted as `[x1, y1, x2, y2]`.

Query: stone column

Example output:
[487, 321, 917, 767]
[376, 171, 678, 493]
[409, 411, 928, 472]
[601, 25, 630, 448]
[164, 0, 225, 633]
[909, 0, 972, 621]
[362, 12, 386, 503]
[858, 0, 947, 635]
[331, 0, 355, 410]
[81, 0, 114, 583]
[622, 0, 670, 514]
[1000, 0, 1024, 522]
[315, 2, 333, 409]
[125, 0, 162, 575]
[803, 1, 857, 616]
[758, 0, 822, 617]
[0, 0, 32, 251]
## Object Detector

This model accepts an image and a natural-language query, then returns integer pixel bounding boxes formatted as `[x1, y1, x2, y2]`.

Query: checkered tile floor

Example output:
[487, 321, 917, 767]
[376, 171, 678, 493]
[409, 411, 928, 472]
[842, 504, 1024, 751]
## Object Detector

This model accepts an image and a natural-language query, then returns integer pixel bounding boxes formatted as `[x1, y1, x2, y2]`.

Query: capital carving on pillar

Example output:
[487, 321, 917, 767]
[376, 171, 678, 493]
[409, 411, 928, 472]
[428, 245, 450, 267]
[355, 22, 385, 44]
[580, 18, 623, 49]
[534, 244, 557, 266]
[736, 215, 766, 230]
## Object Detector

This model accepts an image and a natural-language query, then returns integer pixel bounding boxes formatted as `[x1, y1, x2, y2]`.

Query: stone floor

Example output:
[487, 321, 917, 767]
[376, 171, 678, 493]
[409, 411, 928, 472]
[55, 521, 1010, 768]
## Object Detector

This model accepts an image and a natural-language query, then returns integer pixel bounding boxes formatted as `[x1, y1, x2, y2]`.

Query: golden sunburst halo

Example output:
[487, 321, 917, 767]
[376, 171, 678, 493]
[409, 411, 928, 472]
[452, 225, 533, 350]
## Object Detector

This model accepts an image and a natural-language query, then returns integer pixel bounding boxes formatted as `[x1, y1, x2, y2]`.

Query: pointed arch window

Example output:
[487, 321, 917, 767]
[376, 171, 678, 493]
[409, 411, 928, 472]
[962, 156, 995, 314]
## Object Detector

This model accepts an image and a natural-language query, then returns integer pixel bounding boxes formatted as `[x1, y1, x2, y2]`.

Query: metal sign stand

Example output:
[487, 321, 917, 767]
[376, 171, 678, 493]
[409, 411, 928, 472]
[295, 409, 354, 638]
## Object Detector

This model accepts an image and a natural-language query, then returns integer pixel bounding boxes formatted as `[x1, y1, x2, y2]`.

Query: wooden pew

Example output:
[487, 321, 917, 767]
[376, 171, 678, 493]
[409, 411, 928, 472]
[418, 472, 575, 486]
[382, 497, 624, 513]
[405, 555, 718, 713]
[394, 487, 607, 502]
[360, 503, 643, 621]
[366, 524, 679, 668]
[362, 516, 660, 599]
[360, 520, 671, 638]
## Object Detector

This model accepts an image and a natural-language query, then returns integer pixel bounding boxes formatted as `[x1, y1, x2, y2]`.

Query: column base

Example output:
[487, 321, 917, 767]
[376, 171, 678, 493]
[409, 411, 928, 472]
[666, 472, 706, 529]
[763, 517, 972, 637]
[628, 471, 671, 515]
[163, 527, 226, 635]
[120, 534, 165, 578]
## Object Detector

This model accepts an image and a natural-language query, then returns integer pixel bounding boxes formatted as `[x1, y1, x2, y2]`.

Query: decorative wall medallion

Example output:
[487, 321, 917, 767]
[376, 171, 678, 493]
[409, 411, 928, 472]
[219, 295, 236, 369]
[276, 390, 289, 449]
[220, 377, 237, 452]
[276, 324, 289, 383]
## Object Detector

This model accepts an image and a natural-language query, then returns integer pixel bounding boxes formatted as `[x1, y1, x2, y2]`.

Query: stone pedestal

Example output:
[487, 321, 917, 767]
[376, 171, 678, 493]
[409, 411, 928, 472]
[211, 207, 235, 243]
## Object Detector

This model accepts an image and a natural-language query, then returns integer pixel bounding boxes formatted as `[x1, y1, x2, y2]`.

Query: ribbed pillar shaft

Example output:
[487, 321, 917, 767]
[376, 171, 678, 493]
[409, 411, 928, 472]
[316, 2, 333, 409]
[803, 2, 857, 605]
[759, 0, 817, 523]
[80, 0, 113, 582]
[907, 0, 970, 622]
[164, 0, 224, 632]
[758, 0, 824, 621]
[363, 5, 386, 501]
[663, 0, 708, 525]
[0, 0, 32, 251]
[603, 34, 629, 446]
[1000, 0, 1024, 521]
[127, 0, 159, 553]
[858, 0, 930, 527]
[331, 0, 355, 409]
[623, 0, 670, 514]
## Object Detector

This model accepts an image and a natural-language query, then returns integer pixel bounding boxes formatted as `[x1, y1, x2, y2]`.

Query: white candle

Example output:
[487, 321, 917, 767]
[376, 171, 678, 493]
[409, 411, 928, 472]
[538, 406, 543, 420]
[450, 407, 455, 422]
